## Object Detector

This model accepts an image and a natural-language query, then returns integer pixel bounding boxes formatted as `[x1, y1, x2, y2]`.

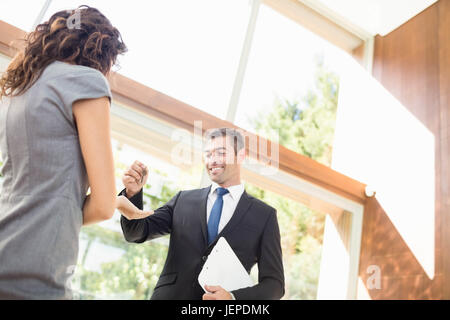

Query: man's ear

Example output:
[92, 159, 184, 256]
[236, 148, 246, 164]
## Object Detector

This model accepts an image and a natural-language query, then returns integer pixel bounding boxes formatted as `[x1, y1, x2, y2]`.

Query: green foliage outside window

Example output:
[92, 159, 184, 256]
[246, 57, 339, 299]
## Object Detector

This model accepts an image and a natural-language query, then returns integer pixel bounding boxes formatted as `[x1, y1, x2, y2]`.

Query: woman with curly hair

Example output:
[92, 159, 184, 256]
[0, 6, 127, 299]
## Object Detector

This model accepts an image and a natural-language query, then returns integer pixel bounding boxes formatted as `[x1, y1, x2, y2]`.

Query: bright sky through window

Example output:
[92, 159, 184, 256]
[40, 0, 252, 120]
[0, 1, 350, 126]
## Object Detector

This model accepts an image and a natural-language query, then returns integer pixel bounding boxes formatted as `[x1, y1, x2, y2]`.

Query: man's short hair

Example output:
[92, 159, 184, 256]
[205, 128, 245, 155]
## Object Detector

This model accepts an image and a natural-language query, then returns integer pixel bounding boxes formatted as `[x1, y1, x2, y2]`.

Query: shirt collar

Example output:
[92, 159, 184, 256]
[210, 182, 245, 200]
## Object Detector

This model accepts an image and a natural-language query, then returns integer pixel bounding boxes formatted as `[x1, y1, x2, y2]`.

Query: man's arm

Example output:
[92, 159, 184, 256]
[120, 188, 181, 243]
[231, 209, 285, 300]
[118, 160, 150, 243]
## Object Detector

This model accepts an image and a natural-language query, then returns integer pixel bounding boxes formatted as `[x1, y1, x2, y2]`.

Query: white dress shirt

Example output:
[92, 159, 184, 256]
[206, 182, 245, 234]
[206, 182, 244, 300]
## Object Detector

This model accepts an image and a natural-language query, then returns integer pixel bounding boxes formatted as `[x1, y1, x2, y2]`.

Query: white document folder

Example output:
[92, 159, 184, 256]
[198, 237, 254, 293]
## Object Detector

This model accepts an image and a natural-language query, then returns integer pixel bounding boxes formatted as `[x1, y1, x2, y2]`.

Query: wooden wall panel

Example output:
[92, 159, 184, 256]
[360, 0, 449, 299]
[438, 0, 450, 299]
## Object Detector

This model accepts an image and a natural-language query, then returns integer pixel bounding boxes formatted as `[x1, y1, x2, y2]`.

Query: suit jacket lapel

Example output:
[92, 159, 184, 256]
[207, 190, 252, 249]
[198, 185, 211, 246]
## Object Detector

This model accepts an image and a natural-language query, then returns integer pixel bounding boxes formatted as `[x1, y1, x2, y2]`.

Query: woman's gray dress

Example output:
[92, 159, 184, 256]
[0, 61, 111, 299]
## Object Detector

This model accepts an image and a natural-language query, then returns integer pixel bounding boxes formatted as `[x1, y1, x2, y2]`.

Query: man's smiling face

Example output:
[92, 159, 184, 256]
[203, 135, 241, 186]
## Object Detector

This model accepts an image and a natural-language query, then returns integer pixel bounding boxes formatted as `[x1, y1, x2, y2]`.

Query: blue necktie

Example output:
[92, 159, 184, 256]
[207, 187, 229, 245]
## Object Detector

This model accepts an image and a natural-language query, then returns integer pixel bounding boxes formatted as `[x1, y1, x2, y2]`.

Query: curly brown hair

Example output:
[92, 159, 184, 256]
[0, 6, 127, 97]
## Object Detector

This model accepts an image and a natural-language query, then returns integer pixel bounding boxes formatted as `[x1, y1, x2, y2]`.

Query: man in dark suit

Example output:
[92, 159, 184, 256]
[117, 128, 284, 300]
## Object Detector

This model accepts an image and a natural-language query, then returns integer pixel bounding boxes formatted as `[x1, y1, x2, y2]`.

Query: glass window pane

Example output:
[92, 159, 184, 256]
[244, 180, 326, 300]
[0, 0, 47, 31]
[235, 4, 352, 166]
[41, 0, 252, 120]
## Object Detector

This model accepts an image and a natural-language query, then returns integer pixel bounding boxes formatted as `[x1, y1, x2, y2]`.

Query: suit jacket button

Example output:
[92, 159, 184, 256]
[202, 256, 207, 261]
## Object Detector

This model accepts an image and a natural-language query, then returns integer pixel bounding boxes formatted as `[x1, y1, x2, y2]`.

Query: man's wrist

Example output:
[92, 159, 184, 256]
[119, 188, 144, 210]
[125, 188, 138, 199]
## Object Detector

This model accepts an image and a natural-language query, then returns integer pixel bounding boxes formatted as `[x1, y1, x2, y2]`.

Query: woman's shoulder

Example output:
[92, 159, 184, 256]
[38, 61, 111, 97]
[41, 61, 107, 83]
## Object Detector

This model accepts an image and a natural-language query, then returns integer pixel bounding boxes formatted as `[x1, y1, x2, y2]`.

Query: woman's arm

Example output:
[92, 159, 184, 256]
[116, 195, 153, 220]
[73, 96, 116, 226]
